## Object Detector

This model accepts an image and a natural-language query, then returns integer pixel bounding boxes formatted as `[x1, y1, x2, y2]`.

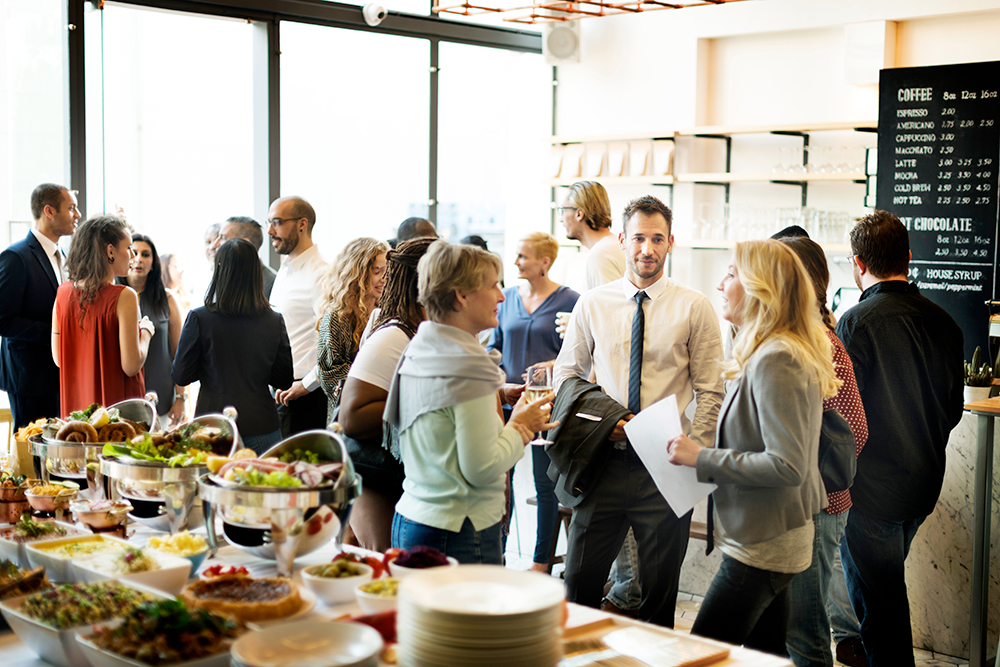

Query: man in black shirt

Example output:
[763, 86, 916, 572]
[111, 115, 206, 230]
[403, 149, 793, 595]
[835, 210, 964, 667]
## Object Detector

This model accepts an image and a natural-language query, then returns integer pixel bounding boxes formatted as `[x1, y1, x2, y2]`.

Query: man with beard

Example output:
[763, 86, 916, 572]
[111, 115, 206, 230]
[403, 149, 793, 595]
[267, 196, 330, 437]
[835, 210, 964, 667]
[553, 195, 724, 626]
[0, 183, 80, 427]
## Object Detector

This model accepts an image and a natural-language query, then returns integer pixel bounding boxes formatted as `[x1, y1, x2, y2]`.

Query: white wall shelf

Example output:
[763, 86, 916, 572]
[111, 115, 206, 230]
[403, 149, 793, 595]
[677, 171, 866, 183]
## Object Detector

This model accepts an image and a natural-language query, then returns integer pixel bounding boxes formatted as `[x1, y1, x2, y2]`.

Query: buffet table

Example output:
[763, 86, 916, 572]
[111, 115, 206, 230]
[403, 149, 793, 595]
[0, 522, 792, 667]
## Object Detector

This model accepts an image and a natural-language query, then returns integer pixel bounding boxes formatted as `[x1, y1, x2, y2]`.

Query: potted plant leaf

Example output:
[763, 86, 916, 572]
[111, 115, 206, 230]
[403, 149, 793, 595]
[964, 346, 993, 404]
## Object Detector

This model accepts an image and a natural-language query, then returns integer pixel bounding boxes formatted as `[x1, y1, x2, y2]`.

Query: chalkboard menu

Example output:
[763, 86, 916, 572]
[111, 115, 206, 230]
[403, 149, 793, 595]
[877, 61, 1000, 361]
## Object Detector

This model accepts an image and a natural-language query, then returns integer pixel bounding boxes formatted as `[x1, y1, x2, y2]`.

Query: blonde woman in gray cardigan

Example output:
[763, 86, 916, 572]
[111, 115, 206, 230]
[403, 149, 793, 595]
[668, 239, 840, 656]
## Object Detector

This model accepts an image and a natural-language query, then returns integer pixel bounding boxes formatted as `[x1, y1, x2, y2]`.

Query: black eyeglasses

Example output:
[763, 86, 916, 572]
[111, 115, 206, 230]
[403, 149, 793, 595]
[267, 217, 301, 229]
[557, 206, 577, 214]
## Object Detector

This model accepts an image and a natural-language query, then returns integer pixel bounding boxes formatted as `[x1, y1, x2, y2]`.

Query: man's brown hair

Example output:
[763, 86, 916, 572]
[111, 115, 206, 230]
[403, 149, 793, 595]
[849, 210, 910, 279]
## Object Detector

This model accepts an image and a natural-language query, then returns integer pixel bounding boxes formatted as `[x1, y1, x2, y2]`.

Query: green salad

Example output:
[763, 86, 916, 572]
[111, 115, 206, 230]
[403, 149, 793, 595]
[230, 468, 303, 488]
[277, 449, 327, 464]
[20, 582, 153, 629]
[87, 599, 244, 666]
[70, 403, 120, 423]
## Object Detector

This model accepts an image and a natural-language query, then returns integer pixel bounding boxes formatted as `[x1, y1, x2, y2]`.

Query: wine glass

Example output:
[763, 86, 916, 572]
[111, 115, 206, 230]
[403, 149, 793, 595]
[525, 364, 553, 445]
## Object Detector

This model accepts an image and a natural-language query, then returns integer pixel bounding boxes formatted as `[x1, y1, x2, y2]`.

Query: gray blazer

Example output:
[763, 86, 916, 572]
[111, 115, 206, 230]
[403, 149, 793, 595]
[695, 339, 827, 545]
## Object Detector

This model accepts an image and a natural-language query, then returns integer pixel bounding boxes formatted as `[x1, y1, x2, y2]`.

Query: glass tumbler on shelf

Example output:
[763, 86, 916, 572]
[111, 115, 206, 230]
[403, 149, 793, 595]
[525, 364, 553, 445]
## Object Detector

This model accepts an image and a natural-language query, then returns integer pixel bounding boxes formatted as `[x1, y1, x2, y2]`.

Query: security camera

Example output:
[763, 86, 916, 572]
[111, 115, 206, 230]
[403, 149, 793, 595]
[363, 3, 387, 26]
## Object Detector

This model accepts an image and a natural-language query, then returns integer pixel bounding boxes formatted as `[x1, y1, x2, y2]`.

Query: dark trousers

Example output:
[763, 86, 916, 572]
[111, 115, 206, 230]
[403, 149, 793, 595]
[564, 446, 691, 627]
[276, 387, 329, 439]
[692, 553, 796, 656]
[9, 391, 60, 430]
[841, 508, 926, 667]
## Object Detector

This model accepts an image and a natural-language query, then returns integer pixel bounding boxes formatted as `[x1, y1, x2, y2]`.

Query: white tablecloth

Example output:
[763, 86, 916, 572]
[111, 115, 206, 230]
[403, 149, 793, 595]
[0, 522, 792, 667]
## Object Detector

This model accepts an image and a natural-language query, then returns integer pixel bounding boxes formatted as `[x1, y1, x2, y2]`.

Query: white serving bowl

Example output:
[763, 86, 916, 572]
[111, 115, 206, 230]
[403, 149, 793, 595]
[25, 534, 130, 583]
[301, 562, 373, 605]
[147, 547, 209, 578]
[0, 579, 169, 667]
[0, 522, 87, 570]
[387, 555, 458, 579]
[77, 635, 233, 667]
[73, 549, 193, 595]
[354, 578, 399, 615]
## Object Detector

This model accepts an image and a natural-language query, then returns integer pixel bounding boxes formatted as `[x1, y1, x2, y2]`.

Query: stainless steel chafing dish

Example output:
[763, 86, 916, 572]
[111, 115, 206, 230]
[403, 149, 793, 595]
[32, 396, 159, 499]
[101, 408, 242, 534]
[198, 426, 361, 577]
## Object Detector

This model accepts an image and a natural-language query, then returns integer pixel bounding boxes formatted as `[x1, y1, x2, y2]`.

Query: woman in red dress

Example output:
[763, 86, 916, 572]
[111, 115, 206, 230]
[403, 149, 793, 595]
[51, 215, 154, 415]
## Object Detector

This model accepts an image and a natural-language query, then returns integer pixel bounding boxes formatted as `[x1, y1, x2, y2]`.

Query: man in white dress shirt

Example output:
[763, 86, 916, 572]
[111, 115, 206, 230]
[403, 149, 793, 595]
[558, 180, 638, 618]
[560, 181, 625, 289]
[267, 196, 330, 437]
[554, 195, 724, 627]
[0, 183, 79, 428]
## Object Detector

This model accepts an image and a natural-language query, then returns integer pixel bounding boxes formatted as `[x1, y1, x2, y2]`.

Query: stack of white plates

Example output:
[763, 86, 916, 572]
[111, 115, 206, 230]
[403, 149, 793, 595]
[398, 565, 565, 667]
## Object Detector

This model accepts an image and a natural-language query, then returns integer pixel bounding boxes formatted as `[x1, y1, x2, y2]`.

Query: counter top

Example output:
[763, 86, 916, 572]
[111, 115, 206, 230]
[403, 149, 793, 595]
[0, 522, 792, 667]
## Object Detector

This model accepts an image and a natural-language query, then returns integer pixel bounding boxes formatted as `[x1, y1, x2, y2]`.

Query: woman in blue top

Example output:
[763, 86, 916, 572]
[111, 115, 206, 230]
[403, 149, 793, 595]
[488, 231, 579, 573]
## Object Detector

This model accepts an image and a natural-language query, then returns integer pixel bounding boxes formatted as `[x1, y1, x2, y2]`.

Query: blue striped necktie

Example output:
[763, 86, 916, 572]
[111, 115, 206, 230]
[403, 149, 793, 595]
[628, 291, 647, 415]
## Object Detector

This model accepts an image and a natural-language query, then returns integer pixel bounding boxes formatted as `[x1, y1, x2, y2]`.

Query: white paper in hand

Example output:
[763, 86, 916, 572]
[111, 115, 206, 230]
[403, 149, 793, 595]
[624, 395, 717, 516]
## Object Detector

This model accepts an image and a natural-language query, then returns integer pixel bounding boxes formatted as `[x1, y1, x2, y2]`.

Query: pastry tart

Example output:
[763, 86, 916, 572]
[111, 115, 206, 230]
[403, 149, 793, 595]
[180, 574, 302, 622]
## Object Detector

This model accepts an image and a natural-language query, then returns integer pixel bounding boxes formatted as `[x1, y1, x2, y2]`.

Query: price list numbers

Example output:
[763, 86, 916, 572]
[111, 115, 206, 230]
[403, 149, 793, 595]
[892, 86, 999, 209]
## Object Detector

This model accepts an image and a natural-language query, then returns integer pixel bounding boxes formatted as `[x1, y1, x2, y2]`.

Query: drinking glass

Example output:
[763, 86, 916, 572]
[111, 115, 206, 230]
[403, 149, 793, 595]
[525, 364, 553, 445]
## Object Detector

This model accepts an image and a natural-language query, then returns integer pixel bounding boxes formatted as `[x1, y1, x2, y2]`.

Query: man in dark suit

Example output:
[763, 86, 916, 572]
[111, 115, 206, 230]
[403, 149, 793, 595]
[0, 183, 80, 428]
[210, 216, 278, 298]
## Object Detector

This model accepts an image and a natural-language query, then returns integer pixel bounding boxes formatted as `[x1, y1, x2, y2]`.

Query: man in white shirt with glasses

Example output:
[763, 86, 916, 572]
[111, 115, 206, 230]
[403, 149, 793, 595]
[266, 196, 329, 437]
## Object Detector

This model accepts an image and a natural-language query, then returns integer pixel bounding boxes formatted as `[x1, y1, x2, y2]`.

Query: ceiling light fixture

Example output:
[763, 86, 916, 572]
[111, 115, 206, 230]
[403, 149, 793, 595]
[432, 0, 747, 24]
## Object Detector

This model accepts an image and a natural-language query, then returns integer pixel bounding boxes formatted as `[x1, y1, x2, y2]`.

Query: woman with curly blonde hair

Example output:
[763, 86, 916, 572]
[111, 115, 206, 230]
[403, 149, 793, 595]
[668, 239, 839, 655]
[317, 237, 389, 421]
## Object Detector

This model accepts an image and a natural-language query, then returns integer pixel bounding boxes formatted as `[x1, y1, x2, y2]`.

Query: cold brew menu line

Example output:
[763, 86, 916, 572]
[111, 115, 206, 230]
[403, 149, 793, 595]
[878, 61, 1000, 359]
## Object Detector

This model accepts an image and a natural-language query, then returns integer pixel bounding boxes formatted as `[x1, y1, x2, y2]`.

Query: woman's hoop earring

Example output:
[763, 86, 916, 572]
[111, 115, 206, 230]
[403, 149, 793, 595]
[109, 256, 115, 264]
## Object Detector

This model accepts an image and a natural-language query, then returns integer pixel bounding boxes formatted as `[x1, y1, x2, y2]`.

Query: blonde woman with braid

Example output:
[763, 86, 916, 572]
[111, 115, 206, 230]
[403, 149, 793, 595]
[317, 237, 389, 422]
[668, 239, 840, 655]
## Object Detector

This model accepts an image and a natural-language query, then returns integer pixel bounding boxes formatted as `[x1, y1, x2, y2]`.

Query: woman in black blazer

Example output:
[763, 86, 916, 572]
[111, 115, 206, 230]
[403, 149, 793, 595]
[667, 239, 839, 656]
[172, 239, 293, 454]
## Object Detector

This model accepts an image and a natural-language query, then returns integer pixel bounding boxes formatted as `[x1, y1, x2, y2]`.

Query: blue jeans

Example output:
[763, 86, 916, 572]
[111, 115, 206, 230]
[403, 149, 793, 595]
[692, 553, 796, 657]
[841, 508, 926, 667]
[787, 511, 853, 667]
[391, 513, 502, 564]
[531, 446, 560, 565]
[605, 528, 641, 610]
[829, 530, 861, 644]
[242, 429, 282, 456]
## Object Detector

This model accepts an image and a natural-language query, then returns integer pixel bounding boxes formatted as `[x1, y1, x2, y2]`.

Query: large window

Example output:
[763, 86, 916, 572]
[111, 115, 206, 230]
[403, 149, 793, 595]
[281, 22, 429, 259]
[0, 0, 68, 248]
[437, 43, 551, 281]
[85, 4, 255, 299]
